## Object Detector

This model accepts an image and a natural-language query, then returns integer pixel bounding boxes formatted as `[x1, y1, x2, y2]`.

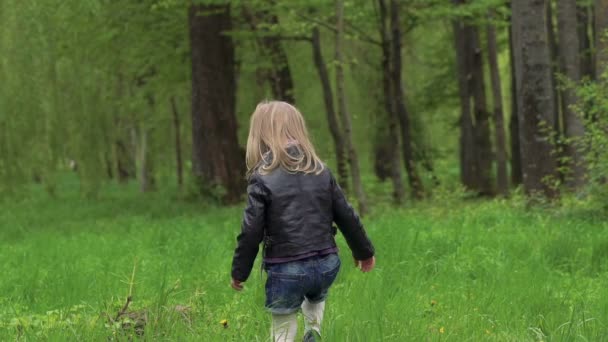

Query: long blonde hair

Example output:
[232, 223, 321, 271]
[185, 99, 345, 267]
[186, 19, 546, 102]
[246, 101, 324, 177]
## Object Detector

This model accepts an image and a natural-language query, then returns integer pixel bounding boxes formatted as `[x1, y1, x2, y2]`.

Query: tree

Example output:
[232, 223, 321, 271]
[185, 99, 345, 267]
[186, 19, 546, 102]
[189, 4, 245, 203]
[242, 5, 296, 103]
[310, 26, 349, 191]
[452, 0, 494, 196]
[557, 0, 585, 188]
[335, 0, 367, 215]
[597, 0, 608, 77]
[390, 0, 424, 199]
[511, 0, 558, 198]
[170, 96, 184, 189]
[377, 0, 405, 203]
[577, 3, 594, 79]
[487, 13, 509, 196]
[508, 14, 523, 187]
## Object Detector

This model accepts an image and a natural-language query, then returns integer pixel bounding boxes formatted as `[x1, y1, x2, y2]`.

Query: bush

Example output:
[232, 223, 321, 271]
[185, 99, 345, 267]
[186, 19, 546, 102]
[573, 71, 608, 211]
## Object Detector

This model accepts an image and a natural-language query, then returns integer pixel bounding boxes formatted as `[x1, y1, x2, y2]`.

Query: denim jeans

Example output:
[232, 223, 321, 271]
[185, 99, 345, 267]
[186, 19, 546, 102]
[265, 253, 341, 315]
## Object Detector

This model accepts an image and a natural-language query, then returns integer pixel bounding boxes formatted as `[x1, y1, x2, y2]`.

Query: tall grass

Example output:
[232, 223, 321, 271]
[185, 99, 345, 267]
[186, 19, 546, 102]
[1, 185, 608, 341]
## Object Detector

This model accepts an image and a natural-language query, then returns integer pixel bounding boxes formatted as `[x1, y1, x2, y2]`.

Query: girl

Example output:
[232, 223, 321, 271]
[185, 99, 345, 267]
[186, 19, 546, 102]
[231, 101, 376, 342]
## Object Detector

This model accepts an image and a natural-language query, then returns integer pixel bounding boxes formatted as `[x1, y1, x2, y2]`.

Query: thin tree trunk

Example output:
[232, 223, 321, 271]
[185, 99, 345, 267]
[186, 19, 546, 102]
[578, 5, 594, 79]
[596, 0, 608, 77]
[453, 17, 476, 190]
[138, 95, 156, 193]
[487, 16, 509, 196]
[138, 127, 152, 193]
[557, 0, 586, 188]
[170, 96, 184, 188]
[469, 28, 494, 196]
[378, 0, 404, 203]
[508, 19, 523, 186]
[511, 0, 559, 198]
[243, 7, 296, 103]
[335, 0, 367, 215]
[546, 0, 562, 135]
[189, 4, 244, 203]
[390, 0, 424, 199]
[311, 27, 348, 191]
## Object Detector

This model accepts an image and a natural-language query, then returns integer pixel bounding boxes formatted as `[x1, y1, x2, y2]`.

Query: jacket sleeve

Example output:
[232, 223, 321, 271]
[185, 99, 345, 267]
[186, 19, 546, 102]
[231, 175, 268, 282]
[330, 173, 375, 260]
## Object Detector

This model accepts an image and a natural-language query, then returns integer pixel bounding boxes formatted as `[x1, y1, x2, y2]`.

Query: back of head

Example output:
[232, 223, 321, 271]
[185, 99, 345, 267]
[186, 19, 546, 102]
[246, 101, 324, 177]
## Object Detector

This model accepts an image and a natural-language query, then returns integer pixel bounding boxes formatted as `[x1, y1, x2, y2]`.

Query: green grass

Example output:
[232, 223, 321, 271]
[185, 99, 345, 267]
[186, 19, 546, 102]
[1, 184, 608, 341]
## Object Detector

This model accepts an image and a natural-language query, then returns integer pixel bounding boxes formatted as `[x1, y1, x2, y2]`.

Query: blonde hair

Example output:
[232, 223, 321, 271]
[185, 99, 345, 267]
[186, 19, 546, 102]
[246, 101, 324, 177]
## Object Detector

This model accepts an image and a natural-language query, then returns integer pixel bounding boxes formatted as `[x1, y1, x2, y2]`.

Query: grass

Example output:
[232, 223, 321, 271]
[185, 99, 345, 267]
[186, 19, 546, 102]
[1, 183, 608, 341]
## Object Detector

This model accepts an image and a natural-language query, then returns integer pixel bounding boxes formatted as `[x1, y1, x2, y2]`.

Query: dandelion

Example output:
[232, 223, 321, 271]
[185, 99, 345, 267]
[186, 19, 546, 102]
[220, 319, 228, 328]
[439, 327, 445, 334]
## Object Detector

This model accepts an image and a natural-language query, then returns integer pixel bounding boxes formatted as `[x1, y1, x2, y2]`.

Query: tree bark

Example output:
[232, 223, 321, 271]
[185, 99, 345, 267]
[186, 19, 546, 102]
[508, 19, 523, 186]
[487, 16, 509, 196]
[311, 27, 349, 191]
[170, 96, 184, 188]
[335, 0, 367, 215]
[557, 0, 586, 188]
[189, 4, 244, 203]
[378, 0, 404, 203]
[243, 7, 296, 103]
[511, 0, 559, 198]
[390, 0, 424, 199]
[596, 0, 608, 77]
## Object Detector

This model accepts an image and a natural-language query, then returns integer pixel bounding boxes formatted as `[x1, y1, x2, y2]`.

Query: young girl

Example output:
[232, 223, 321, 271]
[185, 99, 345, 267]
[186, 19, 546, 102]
[231, 101, 375, 342]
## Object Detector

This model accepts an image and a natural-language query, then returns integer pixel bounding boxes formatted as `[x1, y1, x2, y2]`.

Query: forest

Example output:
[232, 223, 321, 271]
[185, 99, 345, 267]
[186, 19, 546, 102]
[1, 0, 608, 340]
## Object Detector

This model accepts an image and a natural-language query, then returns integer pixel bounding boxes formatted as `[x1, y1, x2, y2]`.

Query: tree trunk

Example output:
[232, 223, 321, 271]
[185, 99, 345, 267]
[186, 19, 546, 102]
[243, 7, 295, 103]
[311, 27, 348, 191]
[137, 126, 155, 193]
[390, 0, 424, 199]
[511, 0, 559, 198]
[452, 0, 493, 196]
[596, 0, 608, 77]
[508, 20, 523, 186]
[335, 0, 367, 215]
[578, 5, 594, 79]
[138, 95, 156, 193]
[557, 0, 586, 188]
[170, 96, 184, 188]
[487, 16, 509, 196]
[453, 18, 477, 191]
[378, 0, 404, 203]
[189, 4, 244, 203]
[469, 28, 494, 196]
[546, 0, 562, 134]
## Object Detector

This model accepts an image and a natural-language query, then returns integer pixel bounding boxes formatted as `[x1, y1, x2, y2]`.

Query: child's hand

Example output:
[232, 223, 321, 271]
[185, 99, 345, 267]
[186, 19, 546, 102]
[231, 278, 244, 291]
[354, 256, 375, 272]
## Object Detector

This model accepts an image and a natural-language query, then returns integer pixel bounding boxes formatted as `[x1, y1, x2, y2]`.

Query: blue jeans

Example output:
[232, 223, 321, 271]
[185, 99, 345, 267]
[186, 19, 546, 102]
[265, 253, 341, 314]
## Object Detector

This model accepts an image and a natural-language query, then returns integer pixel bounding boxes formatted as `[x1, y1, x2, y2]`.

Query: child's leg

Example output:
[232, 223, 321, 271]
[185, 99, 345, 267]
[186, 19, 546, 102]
[301, 298, 325, 335]
[271, 313, 298, 342]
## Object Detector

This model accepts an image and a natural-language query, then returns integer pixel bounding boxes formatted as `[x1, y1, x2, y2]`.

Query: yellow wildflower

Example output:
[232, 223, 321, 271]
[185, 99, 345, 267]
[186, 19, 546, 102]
[439, 327, 445, 334]
[220, 319, 228, 328]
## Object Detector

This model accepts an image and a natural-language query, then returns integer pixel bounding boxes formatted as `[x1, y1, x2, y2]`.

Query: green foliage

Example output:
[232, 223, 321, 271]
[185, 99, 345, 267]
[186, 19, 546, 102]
[573, 72, 608, 210]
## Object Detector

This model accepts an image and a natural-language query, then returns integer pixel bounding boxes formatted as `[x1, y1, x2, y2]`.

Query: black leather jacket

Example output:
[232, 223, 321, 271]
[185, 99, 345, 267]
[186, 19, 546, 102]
[231, 165, 375, 282]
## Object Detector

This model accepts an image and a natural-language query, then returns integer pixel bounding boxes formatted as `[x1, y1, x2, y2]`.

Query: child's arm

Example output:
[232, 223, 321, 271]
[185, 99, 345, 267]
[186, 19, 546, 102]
[231, 175, 268, 287]
[330, 174, 375, 265]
